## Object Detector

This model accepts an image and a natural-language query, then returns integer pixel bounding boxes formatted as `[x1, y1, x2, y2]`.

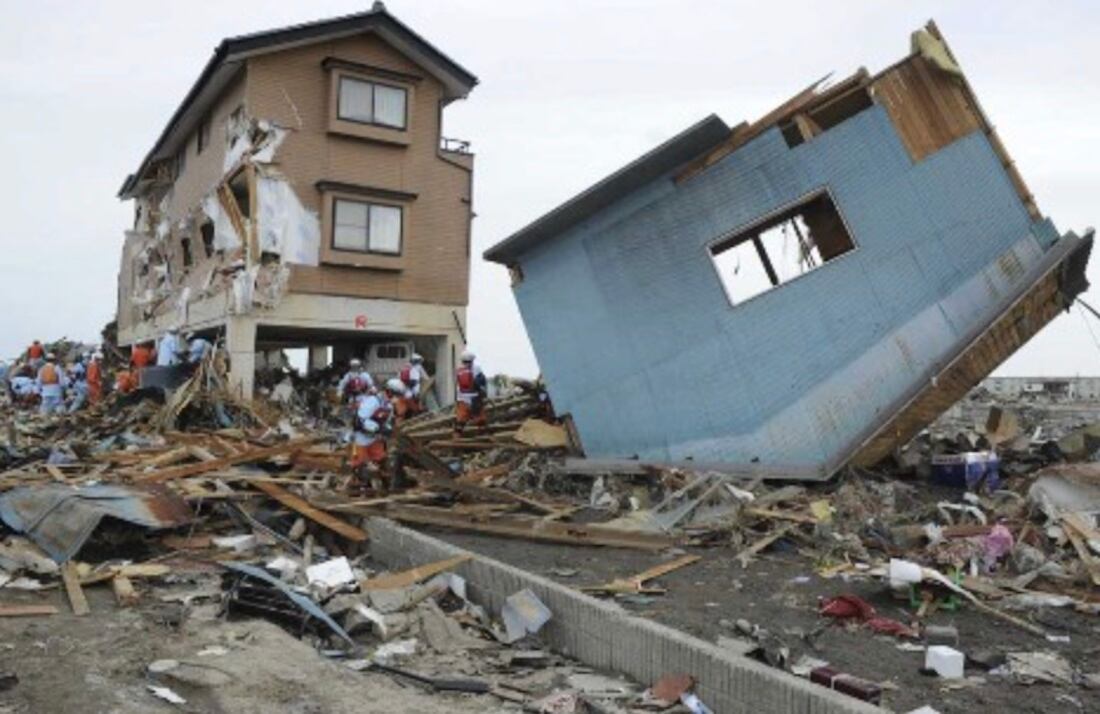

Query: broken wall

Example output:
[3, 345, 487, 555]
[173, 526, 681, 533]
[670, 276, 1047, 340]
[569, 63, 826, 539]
[513, 102, 1069, 473]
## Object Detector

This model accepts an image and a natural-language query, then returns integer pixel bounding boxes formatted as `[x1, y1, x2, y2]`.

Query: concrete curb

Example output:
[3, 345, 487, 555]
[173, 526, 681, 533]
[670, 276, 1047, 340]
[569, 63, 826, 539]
[366, 518, 884, 714]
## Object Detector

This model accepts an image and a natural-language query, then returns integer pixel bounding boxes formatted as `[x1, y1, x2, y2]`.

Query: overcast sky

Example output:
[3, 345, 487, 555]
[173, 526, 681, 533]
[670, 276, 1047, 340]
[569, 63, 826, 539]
[1, 1, 1098, 377]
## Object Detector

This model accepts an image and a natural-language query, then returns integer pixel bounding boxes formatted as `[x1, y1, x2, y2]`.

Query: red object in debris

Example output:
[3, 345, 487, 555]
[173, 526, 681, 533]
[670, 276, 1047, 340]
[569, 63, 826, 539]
[819, 594, 918, 639]
[810, 666, 883, 704]
[649, 673, 695, 704]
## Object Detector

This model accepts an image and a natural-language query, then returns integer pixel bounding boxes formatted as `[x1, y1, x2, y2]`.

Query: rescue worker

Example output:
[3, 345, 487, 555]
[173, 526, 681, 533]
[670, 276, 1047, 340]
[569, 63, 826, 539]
[131, 342, 155, 369]
[26, 340, 44, 368]
[386, 376, 417, 425]
[336, 358, 374, 403]
[115, 369, 138, 394]
[36, 354, 67, 415]
[86, 352, 103, 405]
[186, 333, 213, 364]
[454, 351, 488, 437]
[157, 329, 185, 367]
[349, 386, 393, 492]
[10, 372, 38, 408]
[399, 353, 429, 412]
[68, 361, 88, 413]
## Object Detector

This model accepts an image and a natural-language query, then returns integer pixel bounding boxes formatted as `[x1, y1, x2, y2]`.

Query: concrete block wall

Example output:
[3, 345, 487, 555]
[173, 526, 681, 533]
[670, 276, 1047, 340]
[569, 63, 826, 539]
[512, 105, 1059, 469]
[366, 518, 882, 714]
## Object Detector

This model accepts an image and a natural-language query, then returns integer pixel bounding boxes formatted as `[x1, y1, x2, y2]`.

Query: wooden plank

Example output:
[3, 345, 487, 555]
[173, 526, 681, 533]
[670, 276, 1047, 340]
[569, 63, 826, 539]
[61, 562, 90, 616]
[0, 604, 58, 617]
[360, 555, 472, 591]
[135, 437, 319, 483]
[358, 504, 675, 551]
[581, 554, 701, 595]
[251, 480, 369, 543]
[1062, 515, 1100, 587]
[735, 524, 796, 568]
[112, 576, 140, 607]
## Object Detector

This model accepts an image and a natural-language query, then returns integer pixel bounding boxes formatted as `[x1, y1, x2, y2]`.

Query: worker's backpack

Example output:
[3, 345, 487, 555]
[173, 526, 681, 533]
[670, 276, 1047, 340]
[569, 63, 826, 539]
[399, 365, 413, 386]
[344, 375, 367, 397]
[456, 366, 475, 392]
[39, 364, 58, 385]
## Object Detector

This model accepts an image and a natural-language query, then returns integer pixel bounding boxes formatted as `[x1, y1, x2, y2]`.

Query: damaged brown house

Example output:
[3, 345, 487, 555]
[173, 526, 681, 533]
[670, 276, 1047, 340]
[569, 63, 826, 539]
[116, 3, 477, 399]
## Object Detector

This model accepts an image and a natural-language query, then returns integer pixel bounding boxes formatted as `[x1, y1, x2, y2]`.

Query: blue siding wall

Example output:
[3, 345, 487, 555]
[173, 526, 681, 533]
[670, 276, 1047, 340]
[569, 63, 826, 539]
[512, 106, 1051, 469]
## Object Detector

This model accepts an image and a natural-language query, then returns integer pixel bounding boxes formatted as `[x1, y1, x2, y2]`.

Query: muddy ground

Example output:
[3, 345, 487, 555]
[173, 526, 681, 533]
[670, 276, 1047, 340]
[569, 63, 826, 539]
[0, 585, 511, 714]
[427, 527, 1100, 714]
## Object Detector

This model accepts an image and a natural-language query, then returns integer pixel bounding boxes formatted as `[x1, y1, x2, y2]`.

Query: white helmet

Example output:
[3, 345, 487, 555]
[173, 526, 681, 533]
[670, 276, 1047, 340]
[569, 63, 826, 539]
[93, 352, 103, 360]
[349, 358, 362, 368]
[411, 353, 423, 363]
[385, 378, 405, 394]
[460, 351, 475, 363]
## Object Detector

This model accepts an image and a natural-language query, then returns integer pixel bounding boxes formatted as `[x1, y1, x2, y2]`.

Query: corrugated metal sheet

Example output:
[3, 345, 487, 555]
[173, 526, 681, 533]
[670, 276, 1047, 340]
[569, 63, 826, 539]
[0, 484, 193, 562]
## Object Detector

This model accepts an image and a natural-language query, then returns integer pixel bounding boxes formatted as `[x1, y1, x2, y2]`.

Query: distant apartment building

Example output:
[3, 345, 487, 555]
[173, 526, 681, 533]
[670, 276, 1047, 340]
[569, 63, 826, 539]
[116, 3, 477, 399]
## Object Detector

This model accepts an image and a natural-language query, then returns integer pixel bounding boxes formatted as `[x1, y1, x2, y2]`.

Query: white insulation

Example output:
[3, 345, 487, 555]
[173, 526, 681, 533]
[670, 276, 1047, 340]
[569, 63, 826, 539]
[257, 177, 320, 266]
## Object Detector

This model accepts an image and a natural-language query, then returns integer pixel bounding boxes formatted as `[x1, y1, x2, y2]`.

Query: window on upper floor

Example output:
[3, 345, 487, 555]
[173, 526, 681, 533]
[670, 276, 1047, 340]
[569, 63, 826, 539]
[710, 190, 855, 306]
[197, 114, 212, 155]
[337, 77, 407, 130]
[332, 198, 403, 255]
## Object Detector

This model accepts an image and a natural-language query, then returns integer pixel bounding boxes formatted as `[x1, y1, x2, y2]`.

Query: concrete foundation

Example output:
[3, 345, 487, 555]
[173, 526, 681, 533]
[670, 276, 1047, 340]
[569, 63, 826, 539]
[365, 518, 882, 714]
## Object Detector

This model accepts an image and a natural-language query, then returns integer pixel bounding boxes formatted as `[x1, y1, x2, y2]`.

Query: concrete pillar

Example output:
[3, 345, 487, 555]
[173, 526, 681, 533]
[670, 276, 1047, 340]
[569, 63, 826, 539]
[225, 317, 256, 400]
[308, 345, 329, 373]
[435, 333, 460, 406]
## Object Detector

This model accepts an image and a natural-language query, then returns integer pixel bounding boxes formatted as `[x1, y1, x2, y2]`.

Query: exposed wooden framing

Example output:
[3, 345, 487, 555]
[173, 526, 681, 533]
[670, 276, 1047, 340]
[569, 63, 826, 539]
[677, 69, 868, 184]
[251, 480, 369, 542]
[134, 437, 321, 483]
[752, 236, 780, 286]
[359, 504, 676, 550]
[246, 161, 260, 262]
[849, 235, 1092, 467]
[217, 182, 249, 261]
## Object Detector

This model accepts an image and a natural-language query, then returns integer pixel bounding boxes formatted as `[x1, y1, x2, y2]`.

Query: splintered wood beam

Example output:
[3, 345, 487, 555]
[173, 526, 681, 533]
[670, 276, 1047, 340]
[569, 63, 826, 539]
[358, 504, 675, 551]
[61, 562, 90, 616]
[0, 604, 58, 617]
[360, 554, 472, 591]
[134, 437, 320, 484]
[251, 480, 369, 543]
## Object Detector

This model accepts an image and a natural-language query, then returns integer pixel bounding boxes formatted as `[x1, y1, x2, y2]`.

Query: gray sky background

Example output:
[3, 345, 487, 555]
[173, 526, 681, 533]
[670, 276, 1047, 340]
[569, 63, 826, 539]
[1, 1, 1098, 377]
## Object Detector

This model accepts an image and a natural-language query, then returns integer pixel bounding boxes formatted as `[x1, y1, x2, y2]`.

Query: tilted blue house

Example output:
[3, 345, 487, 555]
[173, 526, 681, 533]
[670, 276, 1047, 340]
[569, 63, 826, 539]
[485, 22, 1092, 480]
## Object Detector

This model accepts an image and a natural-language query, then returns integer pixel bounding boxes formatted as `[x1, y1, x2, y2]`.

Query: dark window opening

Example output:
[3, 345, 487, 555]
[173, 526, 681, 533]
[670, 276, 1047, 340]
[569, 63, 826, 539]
[710, 191, 854, 305]
[181, 237, 193, 268]
[780, 85, 874, 148]
[197, 114, 212, 154]
[200, 220, 215, 258]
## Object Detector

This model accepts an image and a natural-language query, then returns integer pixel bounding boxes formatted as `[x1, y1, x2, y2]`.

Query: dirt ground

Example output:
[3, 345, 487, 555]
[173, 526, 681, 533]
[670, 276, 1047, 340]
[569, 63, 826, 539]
[427, 528, 1100, 714]
[0, 586, 512, 714]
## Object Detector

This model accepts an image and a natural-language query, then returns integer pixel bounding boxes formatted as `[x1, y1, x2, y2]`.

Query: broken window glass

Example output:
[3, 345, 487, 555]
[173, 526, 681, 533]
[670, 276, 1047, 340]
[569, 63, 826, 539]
[710, 191, 854, 305]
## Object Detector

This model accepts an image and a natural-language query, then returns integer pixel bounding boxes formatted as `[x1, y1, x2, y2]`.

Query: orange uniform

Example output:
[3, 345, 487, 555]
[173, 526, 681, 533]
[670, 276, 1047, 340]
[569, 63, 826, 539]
[87, 361, 103, 404]
[27, 342, 44, 360]
[115, 370, 138, 394]
[131, 345, 154, 369]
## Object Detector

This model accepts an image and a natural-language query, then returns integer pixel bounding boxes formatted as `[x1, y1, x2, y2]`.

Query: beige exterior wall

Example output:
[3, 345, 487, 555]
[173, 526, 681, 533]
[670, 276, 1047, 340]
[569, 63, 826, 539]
[164, 73, 247, 224]
[245, 31, 473, 306]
